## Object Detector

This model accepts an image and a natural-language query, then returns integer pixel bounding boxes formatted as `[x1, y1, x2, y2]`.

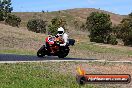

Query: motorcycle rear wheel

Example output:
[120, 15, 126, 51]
[58, 54, 65, 58]
[58, 48, 69, 58]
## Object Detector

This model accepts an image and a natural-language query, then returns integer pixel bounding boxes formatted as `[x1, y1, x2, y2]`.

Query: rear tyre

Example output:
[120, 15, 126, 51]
[37, 45, 46, 57]
[58, 54, 65, 58]
[58, 46, 69, 58]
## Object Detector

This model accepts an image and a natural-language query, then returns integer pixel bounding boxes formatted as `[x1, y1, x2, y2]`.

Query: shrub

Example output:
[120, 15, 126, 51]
[48, 24, 58, 35]
[119, 13, 132, 46]
[107, 35, 118, 45]
[27, 19, 47, 33]
[48, 17, 67, 35]
[5, 14, 21, 27]
[0, 11, 4, 21]
[111, 25, 121, 39]
[86, 12, 112, 43]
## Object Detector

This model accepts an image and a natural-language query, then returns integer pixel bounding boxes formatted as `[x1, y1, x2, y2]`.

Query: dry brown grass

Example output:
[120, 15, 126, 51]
[0, 24, 46, 51]
[13, 8, 124, 28]
[62, 8, 124, 25]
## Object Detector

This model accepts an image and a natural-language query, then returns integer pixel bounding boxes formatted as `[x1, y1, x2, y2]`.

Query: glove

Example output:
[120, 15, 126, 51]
[60, 43, 66, 46]
[55, 35, 59, 38]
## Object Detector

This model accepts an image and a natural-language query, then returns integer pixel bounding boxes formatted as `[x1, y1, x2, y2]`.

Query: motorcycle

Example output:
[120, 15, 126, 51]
[37, 35, 75, 58]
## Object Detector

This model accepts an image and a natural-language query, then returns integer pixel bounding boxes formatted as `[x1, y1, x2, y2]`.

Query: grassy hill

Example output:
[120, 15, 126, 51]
[63, 8, 124, 25]
[13, 8, 124, 28]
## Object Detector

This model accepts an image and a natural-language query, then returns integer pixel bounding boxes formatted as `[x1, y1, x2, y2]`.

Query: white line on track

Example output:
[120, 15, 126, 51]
[0, 60, 132, 63]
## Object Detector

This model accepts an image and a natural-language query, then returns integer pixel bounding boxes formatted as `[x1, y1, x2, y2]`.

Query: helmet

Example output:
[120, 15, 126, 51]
[57, 27, 64, 35]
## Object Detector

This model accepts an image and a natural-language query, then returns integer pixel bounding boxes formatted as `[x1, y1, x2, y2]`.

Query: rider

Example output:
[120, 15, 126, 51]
[56, 27, 69, 46]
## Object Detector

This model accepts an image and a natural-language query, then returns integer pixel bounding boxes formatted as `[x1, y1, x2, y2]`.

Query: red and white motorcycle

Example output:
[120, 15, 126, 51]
[37, 35, 75, 58]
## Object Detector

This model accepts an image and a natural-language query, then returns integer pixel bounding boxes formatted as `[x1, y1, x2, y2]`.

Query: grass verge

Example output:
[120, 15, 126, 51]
[0, 62, 131, 88]
[0, 49, 36, 55]
[73, 43, 132, 56]
[0, 62, 96, 88]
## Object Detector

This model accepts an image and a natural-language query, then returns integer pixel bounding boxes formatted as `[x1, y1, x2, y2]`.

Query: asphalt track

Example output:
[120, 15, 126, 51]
[0, 54, 132, 63]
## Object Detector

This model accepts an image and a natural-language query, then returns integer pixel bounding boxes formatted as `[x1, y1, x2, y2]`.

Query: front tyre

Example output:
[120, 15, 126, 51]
[37, 45, 46, 57]
[37, 51, 44, 57]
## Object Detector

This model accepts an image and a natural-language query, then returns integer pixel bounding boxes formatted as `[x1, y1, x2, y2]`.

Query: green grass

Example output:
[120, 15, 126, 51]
[0, 63, 97, 88]
[0, 49, 36, 55]
[73, 43, 132, 56]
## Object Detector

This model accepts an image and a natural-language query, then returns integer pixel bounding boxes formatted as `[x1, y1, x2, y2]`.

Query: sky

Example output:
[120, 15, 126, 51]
[12, 0, 132, 15]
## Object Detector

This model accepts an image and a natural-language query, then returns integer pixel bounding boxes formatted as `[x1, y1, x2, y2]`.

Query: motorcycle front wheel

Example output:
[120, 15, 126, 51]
[37, 45, 46, 57]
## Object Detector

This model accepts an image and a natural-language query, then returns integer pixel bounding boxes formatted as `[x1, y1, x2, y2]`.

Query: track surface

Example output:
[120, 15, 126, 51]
[0, 54, 132, 63]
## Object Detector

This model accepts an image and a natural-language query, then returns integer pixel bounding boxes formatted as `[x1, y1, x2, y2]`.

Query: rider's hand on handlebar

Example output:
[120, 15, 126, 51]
[55, 35, 59, 38]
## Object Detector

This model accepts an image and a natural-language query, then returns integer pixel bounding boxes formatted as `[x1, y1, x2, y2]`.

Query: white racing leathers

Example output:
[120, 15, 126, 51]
[57, 33, 69, 46]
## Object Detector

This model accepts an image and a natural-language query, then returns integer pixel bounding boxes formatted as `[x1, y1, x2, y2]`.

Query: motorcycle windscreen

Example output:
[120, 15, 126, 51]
[48, 37, 55, 44]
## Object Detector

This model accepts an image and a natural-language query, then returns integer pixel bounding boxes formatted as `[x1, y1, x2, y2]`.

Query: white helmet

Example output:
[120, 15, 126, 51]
[57, 27, 64, 35]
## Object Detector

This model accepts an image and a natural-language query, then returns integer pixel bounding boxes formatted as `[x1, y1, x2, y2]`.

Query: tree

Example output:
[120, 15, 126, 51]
[2, 0, 13, 12]
[86, 12, 114, 44]
[128, 12, 132, 17]
[0, 0, 13, 21]
[119, 13, 132, 46]
[0, 1, 4, 21]
[5, 14, 21, 27]
[0, 10, 4, 21]
[0, 0, 13, 17]
[48, 17, 67, 35]
[42, 10, 45, 13]
[111, 25, 121, 39]
[107, 34, 118, 45]
[0, 0, 21, 27]
[27, 19, 47, 33]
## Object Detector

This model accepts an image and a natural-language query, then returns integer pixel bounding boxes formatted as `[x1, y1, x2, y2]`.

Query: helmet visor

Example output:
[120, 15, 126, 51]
[58, 31, 63, 34]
